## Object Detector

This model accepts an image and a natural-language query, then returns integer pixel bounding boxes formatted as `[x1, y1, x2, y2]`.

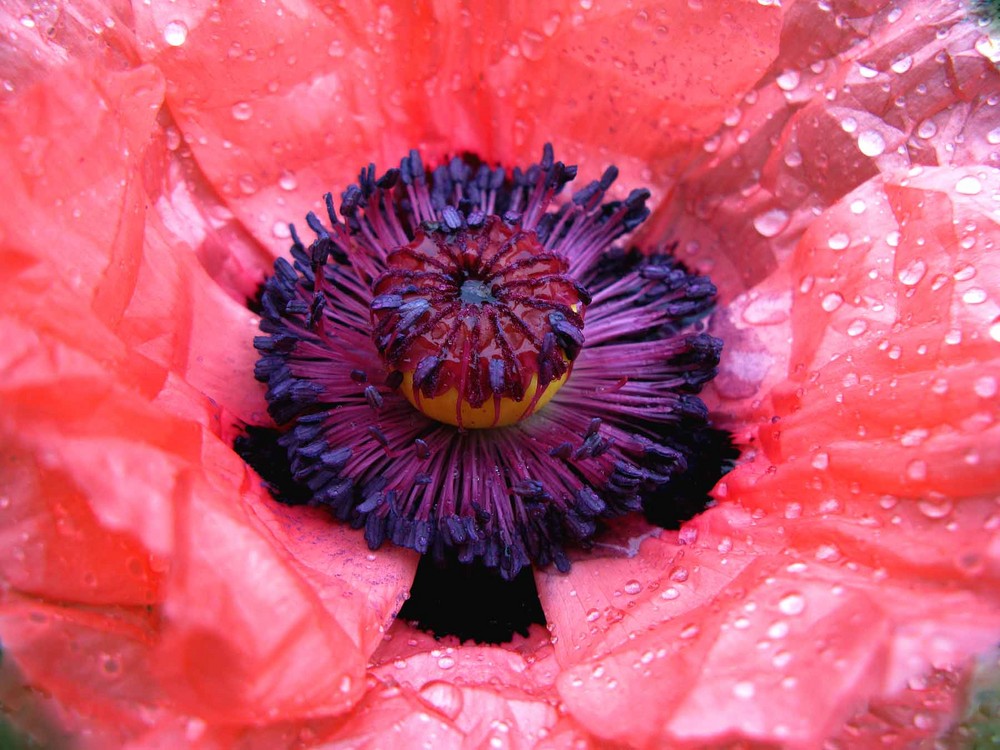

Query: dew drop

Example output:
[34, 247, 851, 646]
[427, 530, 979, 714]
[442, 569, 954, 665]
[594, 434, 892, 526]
[918, 497, 953, 519]
[857, 130, 886, 157]
[890, 54, 913, 73]
[784, 150, 803, 168]
[846, 319, 868, 337]
[163, 20, 189, 47]
[776, 70, 800, 91]
[974, 375, 997, 398]
[857, 62, 879, 79]
[585, 608, 600, 623]
[272, 222, 291, 239]
[278, 170, 298, 191]
[679, 624, 700, 639]
[849, 199, 866, 215]
[885, 230, 901, 247]
[811, 452, 829, 470]
[238, 174, 258, 195]
[897, 259, 927, 286]
[916, 119, 937, 139]
[772, 650, 792, 668]
[660, 587, 680, 601]
[963, 287, 987, 305]
[887, 7, 903, 22]
[231, 101, 253, 121]
[623, 580, 642, 595]
[988, 127, 1000, 145]
[733, 681, 756, 699]
[954, 176, 983, 195]
[778, 593, 805, 616]
[990, 318, 1000, 343]
[419, 681, 464, 720]
[827, 232, 850, 250]
[753, 209, 790, 238]
[437, 655, 456, 670]
[821, 292, 844, 312]
[906, 460, 928, 482]
[840, 116, 858, 134]
[768, 621, 789, 639]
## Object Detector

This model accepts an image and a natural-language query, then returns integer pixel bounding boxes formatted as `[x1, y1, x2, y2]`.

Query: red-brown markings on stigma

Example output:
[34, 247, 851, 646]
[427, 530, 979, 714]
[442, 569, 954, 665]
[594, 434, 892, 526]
[370, 216, 588, 428]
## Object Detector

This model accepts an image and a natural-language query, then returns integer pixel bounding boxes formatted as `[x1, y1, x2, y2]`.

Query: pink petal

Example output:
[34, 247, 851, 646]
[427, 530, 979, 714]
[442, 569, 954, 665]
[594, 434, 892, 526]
[130, 0, 781, 257]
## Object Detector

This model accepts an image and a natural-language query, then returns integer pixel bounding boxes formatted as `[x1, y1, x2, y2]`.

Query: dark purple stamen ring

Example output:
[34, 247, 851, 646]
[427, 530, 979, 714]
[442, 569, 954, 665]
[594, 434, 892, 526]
[252, 145, 721, 579]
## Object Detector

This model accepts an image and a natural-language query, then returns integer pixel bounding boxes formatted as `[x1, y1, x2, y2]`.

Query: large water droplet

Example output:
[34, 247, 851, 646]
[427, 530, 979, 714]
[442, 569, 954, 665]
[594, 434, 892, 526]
[778, 592, 805, 616]
[918, 497, 953, 519]
[890, 54, 913, 74]
[231, 101, 253, 121]
[753, 209, 790, 238]
[623, 580, 642, 595]
[419, 681, 464, 720]
[776, 70, 800, 91]
[955, 176, 982, 195]
[857, 62, 879, 79]
[827, 232, 850, 251]
[963, 287, 987, 305]
[857, 130, 886, 157]
[846, 319, 868, 337]
[821, 292, 844, 312]
[897, 259, 927, 286]
[916, 119, 938, 139]
[974, 375, 997, 398]
[278, 170, 298, 191]
[163, 20, 189, 47]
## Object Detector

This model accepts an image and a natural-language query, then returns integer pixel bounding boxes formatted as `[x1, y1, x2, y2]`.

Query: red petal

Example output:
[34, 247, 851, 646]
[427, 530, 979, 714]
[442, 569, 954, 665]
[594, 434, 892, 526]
[131, 0, 781, 257]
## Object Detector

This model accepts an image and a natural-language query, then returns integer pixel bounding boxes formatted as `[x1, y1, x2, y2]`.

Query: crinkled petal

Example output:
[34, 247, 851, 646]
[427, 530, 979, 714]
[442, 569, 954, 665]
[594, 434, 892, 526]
[130, 0, 781, 257]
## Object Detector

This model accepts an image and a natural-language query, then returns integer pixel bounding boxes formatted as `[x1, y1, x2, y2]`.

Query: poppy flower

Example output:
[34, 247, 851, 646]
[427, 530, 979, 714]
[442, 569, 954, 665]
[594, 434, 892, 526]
[1, 1, 998, 748]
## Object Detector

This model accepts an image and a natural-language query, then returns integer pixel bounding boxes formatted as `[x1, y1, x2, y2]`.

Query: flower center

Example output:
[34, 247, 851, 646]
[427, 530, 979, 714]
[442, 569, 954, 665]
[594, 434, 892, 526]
[370, 215, 588, 429]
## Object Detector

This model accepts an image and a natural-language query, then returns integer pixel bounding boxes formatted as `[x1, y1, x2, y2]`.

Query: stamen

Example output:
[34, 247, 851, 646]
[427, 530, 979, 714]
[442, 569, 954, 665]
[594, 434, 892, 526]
[248, 145, 729, 581]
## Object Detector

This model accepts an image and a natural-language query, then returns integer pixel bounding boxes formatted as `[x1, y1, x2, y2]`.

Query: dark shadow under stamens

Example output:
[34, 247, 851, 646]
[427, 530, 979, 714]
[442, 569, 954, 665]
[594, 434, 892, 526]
[234, 426, 312, 506]
[397, 555, 546, 644]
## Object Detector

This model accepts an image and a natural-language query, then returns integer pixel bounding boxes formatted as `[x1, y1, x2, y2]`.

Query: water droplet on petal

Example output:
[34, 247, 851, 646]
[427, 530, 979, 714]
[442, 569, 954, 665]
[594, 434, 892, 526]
[987, 127, 1000, 145]
[821, 292, 844, 312]
[857, 130, 886, 157]
[846, 319, 868, 336]
[828, 232, 850, 250]
[163, 20, 188, 47]
[419, 681, 464, 720]
[974, 375, 997, 398]
[623, 580, 642, 595]
[890, 54, 913, 73]
[811, 452, 829, 470]
[768, 621, 789, 639]
[778, 593, 805, 616]
[918, 497, 953, 519]
[679, 624, 700, 639]
[897, 259, 927, 286]
[916, 120, 938, 139]
[955, 176, 982, 195]
[753, 209, 790, 237]
[906, 460, 928, 481]
[857, 62, 879, 79]
[231, 101, 253, 121]
[776, 70, 800, 91]
[963, 287, 987, 305]
[733, 681, 756, 699]
[278, 170, 298, 191]
[840, 116, 858, 134]
[437, 655, 456, 670]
